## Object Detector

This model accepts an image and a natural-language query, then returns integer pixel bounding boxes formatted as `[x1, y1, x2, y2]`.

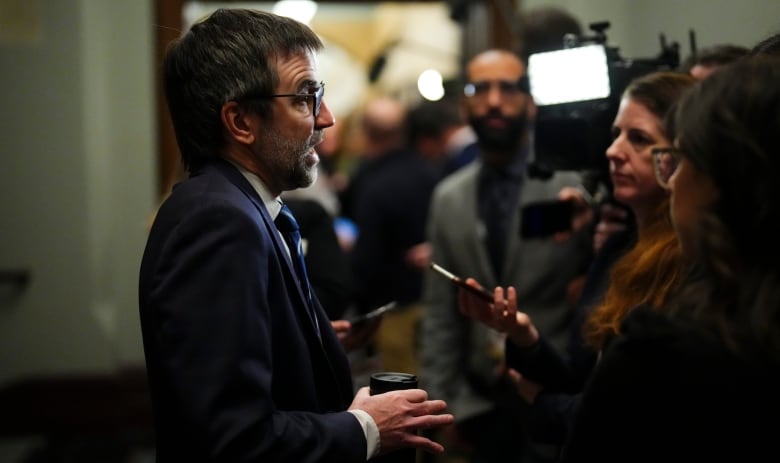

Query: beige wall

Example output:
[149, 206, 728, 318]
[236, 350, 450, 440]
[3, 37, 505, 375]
[0, 0, 156, 384]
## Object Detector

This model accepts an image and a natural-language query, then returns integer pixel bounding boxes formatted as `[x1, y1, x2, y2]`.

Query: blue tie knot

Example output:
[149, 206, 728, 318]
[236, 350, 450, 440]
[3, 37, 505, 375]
[275, 203, 320, 337]
[275, 204, 300, 233]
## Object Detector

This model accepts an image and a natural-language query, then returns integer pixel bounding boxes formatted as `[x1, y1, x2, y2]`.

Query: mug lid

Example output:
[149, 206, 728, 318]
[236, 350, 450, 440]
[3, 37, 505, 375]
[370, 372, 418, 393]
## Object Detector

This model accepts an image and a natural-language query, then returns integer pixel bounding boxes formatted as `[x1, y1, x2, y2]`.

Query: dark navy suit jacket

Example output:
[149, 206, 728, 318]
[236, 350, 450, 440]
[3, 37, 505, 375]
[139, 159, 365, 462]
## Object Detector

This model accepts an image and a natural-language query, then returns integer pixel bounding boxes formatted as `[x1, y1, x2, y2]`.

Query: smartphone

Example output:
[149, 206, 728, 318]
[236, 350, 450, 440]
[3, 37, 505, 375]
[521, 200, 573, 239]
[348, 301, 399, 327]
[429, 263, 494, 302]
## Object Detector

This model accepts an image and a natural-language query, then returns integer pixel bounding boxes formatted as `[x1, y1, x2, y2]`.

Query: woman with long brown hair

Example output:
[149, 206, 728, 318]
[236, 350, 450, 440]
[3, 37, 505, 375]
[458, 70, 697, 450]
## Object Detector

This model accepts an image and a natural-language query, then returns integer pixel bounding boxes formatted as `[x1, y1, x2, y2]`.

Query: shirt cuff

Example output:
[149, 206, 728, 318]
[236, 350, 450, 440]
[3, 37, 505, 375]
[348, 409, 380, 460]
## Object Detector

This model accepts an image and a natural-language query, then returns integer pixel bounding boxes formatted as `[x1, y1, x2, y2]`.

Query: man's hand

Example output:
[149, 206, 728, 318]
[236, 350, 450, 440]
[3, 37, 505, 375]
[350, 386, 454, 456]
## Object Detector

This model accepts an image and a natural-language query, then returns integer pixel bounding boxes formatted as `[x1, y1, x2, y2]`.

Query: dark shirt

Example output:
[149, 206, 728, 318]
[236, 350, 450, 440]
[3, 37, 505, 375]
[506, 223, 636, 444]
[285, 197, 355, 320]
[350, 148, 441, 312]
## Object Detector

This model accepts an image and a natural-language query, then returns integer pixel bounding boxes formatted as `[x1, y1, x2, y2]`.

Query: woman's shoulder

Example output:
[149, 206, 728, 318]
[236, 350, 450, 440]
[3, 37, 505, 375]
[615, 305, 780, 387]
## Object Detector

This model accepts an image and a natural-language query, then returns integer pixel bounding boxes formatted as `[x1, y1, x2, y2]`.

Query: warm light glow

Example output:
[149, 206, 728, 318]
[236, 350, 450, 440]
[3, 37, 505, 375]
[273, 1, 318, 25]
[417, 69, 445, 101]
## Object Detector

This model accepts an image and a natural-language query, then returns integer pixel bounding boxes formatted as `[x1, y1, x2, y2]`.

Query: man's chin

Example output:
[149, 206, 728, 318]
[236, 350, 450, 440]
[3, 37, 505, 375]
[478, 137, 521, 153]
[296, 163, 319, 190]
[304, 149, 320, 168]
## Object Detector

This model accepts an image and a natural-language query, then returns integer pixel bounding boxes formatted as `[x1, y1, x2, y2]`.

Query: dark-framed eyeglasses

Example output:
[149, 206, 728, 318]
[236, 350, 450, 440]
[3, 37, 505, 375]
[463, 77, 530, 98]
[651, 146, 682, 189]
[241, 82, 325, 118]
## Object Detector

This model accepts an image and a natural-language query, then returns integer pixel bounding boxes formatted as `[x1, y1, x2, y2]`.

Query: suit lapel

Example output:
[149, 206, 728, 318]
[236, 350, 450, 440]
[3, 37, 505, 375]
[208, 160, 323, 340]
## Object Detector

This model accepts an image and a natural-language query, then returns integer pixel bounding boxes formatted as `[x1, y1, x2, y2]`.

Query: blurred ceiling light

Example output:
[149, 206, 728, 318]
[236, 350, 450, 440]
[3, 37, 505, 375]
[417, 69, 445, 101]
[273, 0, 318, 25]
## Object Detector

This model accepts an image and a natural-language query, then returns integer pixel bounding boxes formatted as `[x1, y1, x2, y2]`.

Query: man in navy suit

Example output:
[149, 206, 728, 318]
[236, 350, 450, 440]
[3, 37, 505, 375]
[139, 9, 452, 462]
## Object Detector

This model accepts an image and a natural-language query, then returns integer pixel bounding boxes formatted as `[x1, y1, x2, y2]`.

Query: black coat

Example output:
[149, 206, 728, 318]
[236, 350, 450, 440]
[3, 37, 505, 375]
[139, 160, 364, 462]
[559, 305, 780, 462]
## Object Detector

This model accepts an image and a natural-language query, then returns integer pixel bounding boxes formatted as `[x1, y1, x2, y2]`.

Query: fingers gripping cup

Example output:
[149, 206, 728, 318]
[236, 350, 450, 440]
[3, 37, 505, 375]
[369, 372, 419, 463]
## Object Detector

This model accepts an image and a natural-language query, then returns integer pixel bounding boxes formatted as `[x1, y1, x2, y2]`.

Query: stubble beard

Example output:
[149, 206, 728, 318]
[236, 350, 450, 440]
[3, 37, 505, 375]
[265, 130, 321, 191]
[469, 109, 529, 155]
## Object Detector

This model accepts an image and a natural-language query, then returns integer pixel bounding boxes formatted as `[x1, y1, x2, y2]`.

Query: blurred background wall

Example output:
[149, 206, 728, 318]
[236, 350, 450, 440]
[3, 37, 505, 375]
[0, 0, 778, 456]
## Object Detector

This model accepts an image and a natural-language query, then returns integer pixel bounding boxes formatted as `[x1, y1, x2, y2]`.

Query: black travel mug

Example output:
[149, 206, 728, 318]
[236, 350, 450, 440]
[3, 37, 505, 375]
[369, 372, 419, 463]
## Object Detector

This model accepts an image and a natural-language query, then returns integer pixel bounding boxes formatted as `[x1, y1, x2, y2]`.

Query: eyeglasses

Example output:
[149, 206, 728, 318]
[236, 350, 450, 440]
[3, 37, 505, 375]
[651, 146, 682, 188]
[463, 77, 530, 98]
[241, 82, 325, 118]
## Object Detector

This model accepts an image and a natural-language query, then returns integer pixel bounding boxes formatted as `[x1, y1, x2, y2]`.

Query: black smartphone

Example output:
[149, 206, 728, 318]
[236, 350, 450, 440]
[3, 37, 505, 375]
[521, 200, 573, 239]
[348, 301, 399, 327]
[429, 263, 494, 302]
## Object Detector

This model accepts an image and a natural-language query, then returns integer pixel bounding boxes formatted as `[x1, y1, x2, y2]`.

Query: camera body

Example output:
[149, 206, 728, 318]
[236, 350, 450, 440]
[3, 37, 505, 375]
[527, 22, 680, 182]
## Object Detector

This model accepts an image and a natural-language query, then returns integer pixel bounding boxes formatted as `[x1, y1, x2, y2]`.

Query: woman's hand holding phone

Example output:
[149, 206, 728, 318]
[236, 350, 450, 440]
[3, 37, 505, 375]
[428, 261, 541, 348]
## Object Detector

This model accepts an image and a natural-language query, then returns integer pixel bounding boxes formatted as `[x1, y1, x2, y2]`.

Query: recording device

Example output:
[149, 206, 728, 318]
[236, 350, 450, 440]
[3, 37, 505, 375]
[348, 301, 399, 327]
[527, 21, 680, 178]
[429, 263, 494, 302]
[521, 200, 573, 239]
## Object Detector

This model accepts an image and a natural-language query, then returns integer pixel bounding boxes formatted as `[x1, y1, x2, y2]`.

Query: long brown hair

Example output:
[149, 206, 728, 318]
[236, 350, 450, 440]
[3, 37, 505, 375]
[670, 57, 780, 358]
[583, 71, 695, 350]
[583, 199, 684, 348]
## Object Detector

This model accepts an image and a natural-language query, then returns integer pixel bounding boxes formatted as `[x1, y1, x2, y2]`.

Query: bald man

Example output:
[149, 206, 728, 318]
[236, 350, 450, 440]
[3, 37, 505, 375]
[420, 49, 593, 463]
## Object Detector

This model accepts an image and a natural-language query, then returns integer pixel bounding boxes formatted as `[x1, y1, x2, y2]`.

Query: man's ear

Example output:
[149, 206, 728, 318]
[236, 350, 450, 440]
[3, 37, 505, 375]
[221, 101, 258, 145]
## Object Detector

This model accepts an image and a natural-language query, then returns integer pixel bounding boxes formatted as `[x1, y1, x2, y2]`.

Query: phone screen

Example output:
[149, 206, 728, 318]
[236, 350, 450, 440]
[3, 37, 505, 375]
[429, 263, 494, 302]
[348, 301, 398, 327]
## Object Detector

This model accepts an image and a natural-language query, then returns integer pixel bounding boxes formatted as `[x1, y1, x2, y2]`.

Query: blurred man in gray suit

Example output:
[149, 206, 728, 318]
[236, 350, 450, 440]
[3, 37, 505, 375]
[420, 49, 593, 463]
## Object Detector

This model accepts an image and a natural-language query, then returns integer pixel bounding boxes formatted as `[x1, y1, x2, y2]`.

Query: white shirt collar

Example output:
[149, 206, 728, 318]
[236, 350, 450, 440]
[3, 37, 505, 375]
[228, 160, 283, 220]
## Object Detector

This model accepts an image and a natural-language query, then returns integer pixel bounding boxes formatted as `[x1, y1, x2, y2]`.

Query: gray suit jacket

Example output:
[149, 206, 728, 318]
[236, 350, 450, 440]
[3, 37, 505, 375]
[420, 158, 593, 421]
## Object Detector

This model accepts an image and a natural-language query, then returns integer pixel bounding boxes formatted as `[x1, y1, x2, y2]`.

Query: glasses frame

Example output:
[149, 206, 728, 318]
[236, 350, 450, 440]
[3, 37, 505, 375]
[463, 77, 530, 98]
[241, 82, 325, 118]
[651, 146, 682, 189]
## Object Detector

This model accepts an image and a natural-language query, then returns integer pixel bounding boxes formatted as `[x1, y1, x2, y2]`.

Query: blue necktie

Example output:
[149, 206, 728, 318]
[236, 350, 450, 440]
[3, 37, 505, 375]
[275, 204, 320, 336]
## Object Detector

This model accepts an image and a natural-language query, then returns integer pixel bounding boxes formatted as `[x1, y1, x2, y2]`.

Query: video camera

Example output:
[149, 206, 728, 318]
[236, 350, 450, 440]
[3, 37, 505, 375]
[527, 21, 680, 185]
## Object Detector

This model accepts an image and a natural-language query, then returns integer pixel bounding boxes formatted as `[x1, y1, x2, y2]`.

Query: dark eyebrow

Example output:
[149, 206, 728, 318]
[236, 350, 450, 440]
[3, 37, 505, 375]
[296, 79, 321, 93]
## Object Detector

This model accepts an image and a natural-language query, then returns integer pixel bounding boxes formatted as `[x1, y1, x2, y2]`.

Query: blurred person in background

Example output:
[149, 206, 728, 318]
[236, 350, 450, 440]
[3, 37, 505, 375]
[338, 96, 408, 223]
[420, 48, 593, 463]
[350, 97, 466, 375]
[678, 43, 749, 79]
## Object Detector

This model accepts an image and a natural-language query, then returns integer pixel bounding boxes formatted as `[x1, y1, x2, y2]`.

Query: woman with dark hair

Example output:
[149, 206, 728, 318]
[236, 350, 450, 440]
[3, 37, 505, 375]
[457, 71, 697, 451]
[752, 31, 780, 55]
[559, 56, 780, 461]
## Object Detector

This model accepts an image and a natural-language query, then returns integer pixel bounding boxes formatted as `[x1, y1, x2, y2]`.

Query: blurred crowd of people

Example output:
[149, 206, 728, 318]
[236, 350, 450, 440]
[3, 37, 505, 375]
[141, 4, 780, 463]
[277, 7, 780, 462]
